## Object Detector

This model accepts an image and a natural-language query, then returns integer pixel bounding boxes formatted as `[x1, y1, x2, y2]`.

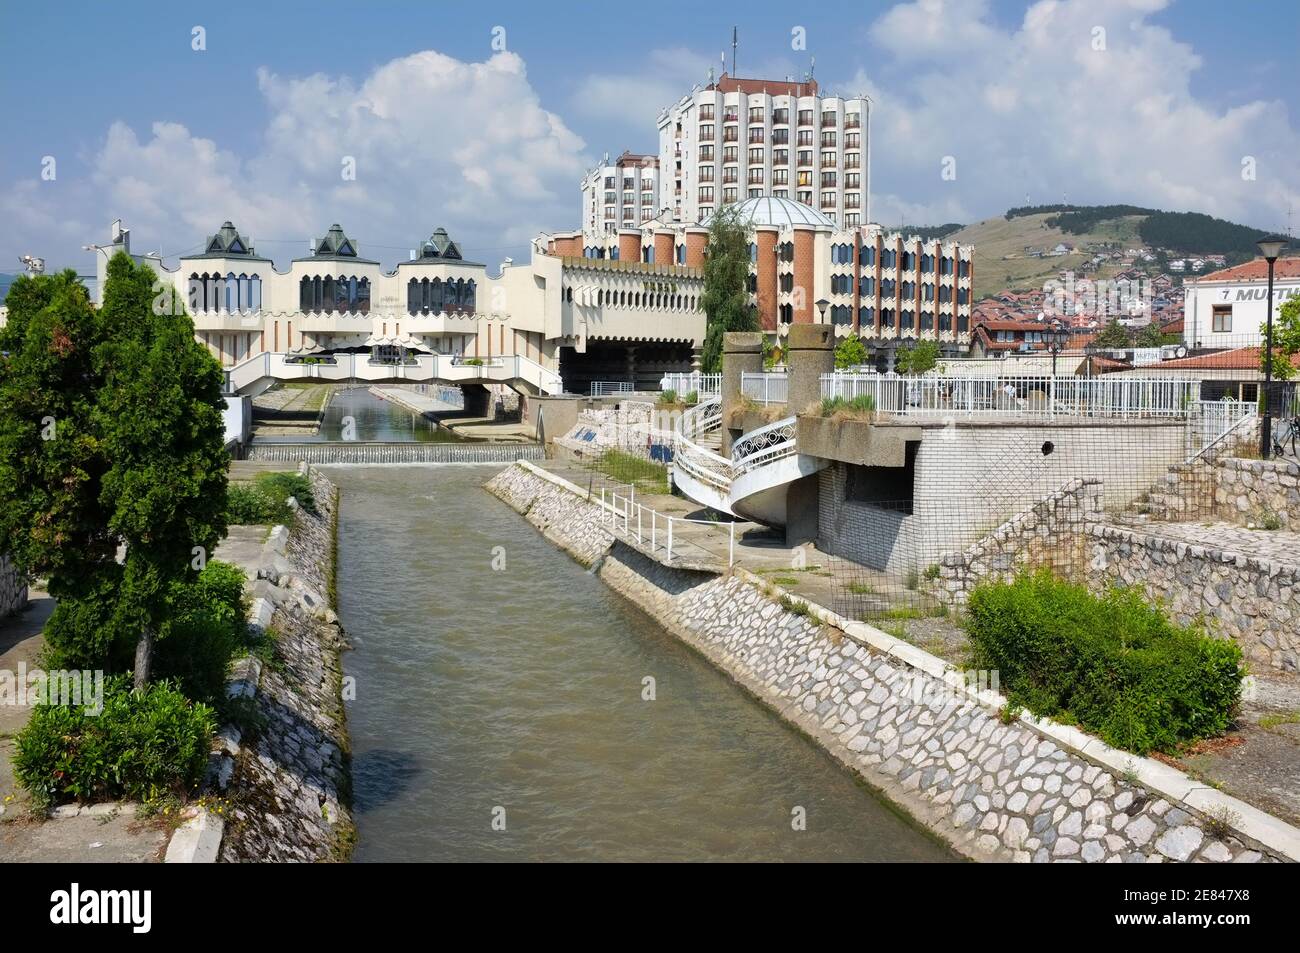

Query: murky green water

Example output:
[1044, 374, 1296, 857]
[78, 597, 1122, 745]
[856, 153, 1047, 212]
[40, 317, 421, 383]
[333, 465, 955, 862]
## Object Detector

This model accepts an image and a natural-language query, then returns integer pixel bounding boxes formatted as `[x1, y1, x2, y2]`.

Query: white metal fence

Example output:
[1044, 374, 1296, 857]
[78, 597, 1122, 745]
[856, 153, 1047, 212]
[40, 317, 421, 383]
[819, 372, 1201, 419]
[589, 380, 635, 397]
[595, 485, 734, 567]
[660, 372, 721, 397]
[740, 371, 789, 405]
[1186, 399, 1258, 459]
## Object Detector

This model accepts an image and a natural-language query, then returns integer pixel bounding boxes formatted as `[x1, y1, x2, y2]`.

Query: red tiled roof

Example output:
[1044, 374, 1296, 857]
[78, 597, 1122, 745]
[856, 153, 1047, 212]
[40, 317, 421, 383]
[1196, 256, 1300, 283]
[1151, 346, 1300, 370]
[710, 72, 819, 98]
[1159, 317, 1184, 333]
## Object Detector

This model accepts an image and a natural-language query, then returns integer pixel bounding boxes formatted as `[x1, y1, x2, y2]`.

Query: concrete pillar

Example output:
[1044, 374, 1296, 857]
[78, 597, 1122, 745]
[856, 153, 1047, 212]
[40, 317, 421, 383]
[721, 331, 764, 455]
[786, 323, 834, 416]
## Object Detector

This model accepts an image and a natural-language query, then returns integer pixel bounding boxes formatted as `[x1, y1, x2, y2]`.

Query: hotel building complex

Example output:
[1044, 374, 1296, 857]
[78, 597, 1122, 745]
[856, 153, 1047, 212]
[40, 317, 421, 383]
[656, 73, 870, 229]
[581, 151, 661, 237]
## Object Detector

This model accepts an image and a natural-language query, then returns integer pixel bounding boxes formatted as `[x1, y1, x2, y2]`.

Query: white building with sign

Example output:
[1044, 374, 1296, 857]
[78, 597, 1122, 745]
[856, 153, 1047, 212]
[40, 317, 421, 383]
[1183, 257, 1300, 349]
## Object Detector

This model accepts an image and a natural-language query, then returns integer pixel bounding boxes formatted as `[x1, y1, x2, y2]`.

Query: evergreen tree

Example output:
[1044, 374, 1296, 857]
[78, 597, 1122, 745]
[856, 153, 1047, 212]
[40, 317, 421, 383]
[0, 254, 229, 685]
[1094, 319, 1132, 349]
[699, 205, 758, 372]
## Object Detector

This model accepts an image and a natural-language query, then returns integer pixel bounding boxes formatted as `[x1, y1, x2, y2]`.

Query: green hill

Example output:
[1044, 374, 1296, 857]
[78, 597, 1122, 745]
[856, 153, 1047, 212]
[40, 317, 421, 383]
[936, 205, 1274, 300]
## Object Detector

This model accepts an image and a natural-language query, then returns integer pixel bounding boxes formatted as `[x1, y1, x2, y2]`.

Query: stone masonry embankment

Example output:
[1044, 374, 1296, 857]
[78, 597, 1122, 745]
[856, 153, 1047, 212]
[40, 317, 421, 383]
[215, 468, 354, 862]
[0, 554, 26, 618]
[486, 462, 1298, 863]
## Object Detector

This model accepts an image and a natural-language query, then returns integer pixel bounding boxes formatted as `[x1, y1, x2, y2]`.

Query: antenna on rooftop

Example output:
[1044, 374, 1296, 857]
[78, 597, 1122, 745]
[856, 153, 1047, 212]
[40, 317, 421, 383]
[731, 26, 738, 76]
[810, 56, 816, 79]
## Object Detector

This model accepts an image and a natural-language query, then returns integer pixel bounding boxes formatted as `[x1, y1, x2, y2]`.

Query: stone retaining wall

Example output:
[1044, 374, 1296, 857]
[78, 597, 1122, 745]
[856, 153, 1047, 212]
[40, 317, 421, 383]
[1086, 523, 1300, 675]
[215, 468, 355, 862]
[486, 462, 1292, 863]
[1149, 456, 1300, 527]
[0, 554, 26, 618]
[937, 479, 1102, 605]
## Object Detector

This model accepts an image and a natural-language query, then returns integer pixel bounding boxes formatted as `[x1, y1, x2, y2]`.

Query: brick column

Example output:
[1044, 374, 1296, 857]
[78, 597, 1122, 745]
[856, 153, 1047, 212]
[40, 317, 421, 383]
[755, 225, 778, 331]
[786, 323, 834, 416]
[792, 225, 815, 324]
[653, 228, 675, 266]
[684, 227, 708, 268]
[618, 228, 642, 262]
[721, 332, 764, 454]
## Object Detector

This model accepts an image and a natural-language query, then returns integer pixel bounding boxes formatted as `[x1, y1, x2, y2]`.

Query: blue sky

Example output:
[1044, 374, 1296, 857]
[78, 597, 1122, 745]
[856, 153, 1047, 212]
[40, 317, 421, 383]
[1, 0, 1296, 273]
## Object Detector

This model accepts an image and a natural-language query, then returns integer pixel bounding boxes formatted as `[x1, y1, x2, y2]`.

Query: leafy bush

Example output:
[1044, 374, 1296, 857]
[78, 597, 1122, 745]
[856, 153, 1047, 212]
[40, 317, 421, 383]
[226, 471, 317, 524]
[966, 571, 1243, 754]
[834, 333, 868, 369]
[683, 390, 699, 406]
[660, 388, 677, 404]
[258, 471, 317, 515]
[154, 560, 250, 704]
[14, 676, 216, 807]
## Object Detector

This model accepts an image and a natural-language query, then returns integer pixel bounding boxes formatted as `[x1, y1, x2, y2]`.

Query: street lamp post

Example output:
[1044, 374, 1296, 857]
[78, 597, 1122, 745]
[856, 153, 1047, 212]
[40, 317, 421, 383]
[816, 297, 830, 324]
[1257, 236, 1288, 459]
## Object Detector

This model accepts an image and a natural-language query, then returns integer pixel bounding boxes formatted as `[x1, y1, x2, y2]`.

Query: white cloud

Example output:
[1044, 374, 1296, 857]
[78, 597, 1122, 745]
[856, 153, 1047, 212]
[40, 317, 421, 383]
[1, 50, 589, 270]
[849, 0, 1300, 230]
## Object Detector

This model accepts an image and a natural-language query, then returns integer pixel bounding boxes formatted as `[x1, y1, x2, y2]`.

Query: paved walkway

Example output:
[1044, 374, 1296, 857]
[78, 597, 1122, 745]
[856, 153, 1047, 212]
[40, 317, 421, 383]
[1141, 520, 1300, 566]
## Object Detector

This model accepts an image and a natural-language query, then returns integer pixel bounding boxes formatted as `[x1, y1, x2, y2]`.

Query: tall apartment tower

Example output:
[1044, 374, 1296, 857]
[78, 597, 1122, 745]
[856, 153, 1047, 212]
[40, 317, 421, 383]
[580, 150, 661, 240]
[656, 73, 870, 228]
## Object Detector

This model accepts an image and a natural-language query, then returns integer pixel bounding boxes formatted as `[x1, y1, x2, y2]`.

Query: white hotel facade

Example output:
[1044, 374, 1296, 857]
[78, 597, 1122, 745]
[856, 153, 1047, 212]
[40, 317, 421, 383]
[656, 73, 870, 230]
[581, 150, 661, 238]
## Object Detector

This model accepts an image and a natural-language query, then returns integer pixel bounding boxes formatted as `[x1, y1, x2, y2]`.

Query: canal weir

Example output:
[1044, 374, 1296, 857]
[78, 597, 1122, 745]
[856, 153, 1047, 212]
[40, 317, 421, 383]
[486, 461, 1297, 864]
[247, 442, 543, 465]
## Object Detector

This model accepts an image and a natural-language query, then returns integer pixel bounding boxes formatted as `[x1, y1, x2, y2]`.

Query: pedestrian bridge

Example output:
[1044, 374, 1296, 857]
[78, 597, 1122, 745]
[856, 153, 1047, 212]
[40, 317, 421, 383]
[223, 351, 564, 397]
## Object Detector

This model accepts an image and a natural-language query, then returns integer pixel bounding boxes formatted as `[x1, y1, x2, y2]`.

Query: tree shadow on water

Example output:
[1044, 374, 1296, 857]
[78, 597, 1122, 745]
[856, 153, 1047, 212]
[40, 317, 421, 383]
[351, 748, 423, 813]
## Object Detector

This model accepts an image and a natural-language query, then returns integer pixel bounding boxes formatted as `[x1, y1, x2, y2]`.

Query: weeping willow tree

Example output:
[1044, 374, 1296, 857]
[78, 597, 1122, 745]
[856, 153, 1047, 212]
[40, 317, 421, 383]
[699, 204, 759, 372]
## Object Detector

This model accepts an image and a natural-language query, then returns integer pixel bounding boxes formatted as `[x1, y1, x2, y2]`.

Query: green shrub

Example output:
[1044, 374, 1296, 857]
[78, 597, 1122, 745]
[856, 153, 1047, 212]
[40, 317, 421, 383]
[966, 571, 1243, 754]
[15, 675, 216, 807]
[660, 388, 677, 404]
[226, 483, 275, 523]
[256, 471, 317, 515]
[154, 560, 250, 704]
[226, 471, 316, 524]
[683, 390, 699, 406]
[42, 583, 129, 671]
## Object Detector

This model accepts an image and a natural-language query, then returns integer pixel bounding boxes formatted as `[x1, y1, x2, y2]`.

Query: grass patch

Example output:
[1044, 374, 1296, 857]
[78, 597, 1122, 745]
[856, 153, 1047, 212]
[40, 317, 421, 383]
[591, 449, 670, 495]
[770, 575, 800, 586]
[227, 471, 317, 525]
[846, 581, 876, 595]
[1259, 709, 1300, 730]
[817, 394, 876, 420]
[778, 595, 814, 619]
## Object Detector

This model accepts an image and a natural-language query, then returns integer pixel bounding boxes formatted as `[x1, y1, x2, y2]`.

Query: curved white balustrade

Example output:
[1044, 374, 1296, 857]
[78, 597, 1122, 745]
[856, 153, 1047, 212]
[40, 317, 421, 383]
[222, 351, 564, 396]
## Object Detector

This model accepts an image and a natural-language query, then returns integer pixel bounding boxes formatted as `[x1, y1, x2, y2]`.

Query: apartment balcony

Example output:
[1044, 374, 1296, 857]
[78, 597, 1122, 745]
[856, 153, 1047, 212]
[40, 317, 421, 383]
[821, 116, 837, 128]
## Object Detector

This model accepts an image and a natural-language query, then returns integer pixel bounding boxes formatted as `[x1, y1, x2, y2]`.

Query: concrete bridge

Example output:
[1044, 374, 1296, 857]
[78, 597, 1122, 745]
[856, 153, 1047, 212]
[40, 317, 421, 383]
[223, 351, 565, 405]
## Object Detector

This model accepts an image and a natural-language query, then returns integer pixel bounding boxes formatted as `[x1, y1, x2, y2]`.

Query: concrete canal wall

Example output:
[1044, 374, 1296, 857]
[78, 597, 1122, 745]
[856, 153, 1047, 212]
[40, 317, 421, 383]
[0, 555, 26, 618]
[486, 461, 1299, 863]
[173, 467, 355, 863]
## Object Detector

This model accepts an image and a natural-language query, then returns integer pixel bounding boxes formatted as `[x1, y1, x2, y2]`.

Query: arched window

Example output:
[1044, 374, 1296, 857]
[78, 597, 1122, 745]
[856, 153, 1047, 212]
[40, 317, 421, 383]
[465, 279, 475, 311]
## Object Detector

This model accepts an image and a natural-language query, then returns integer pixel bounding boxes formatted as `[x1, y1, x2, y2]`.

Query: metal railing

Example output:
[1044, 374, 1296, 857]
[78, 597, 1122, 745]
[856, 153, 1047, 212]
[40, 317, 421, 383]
[740, 371, 789, 405]
[1186, 400, 1258, 461]
[589, 380, 635, 397]
[732, 417, 798, 474]
[820, 372, 1201, 418]
[595, 486, 734, 567]
[660, 372, 721, 397]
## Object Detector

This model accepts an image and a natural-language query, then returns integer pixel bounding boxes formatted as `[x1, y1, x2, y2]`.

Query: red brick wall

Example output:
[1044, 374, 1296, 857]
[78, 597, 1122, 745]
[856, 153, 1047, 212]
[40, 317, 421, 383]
[793, 229, 815, 324]
[618, 232, 642, 262]
[685, 232, 706, 268]
[756, 228, 778, 330]
[654, 232, 675, 265]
